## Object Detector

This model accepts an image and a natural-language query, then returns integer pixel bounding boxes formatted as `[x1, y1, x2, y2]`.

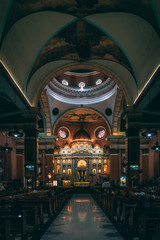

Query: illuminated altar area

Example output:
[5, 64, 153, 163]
[52, 113, 111, 185]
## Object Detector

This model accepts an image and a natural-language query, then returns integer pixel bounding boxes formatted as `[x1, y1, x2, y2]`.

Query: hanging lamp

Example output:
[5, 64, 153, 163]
[151, 141, 160, 151]
[8, 130, 23, 138]
[1, 142, 12, 152]
[141, 129, 157, 139]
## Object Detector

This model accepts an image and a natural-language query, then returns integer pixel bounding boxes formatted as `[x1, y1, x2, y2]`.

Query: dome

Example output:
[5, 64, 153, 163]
[64, 142, 70, 148]
[47, 70, 117, 105]
[73, 128, 91, 141]
[94, 143, 100, 149]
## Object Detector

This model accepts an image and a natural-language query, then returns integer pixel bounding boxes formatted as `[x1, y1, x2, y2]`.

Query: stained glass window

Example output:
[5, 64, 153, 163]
[79, 82, 85, 89]
[98, 129, 105, 138]
[96, 78, 102, 85]
[59, 130, 67, 139]
[62, 79, 68, 86]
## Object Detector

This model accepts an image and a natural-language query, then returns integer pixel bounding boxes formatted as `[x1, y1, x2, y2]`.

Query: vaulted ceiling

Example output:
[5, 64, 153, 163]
[0, 0, 160, 132]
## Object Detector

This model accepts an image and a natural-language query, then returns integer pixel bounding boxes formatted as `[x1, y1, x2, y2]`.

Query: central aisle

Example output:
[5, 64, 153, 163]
[40, 194, 124, 240]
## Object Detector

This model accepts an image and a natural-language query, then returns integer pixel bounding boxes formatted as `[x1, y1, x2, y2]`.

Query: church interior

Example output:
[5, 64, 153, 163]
[0, 1, 160, 239]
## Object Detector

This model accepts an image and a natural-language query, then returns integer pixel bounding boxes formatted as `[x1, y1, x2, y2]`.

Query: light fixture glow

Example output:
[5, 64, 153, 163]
[1, 143, 12, 152]
[134, 64, 160, 104]
[151, 141, 160, 151]
[8, 130, 23, 138]
[141, 130, 157, 138]
[0, 60, 32, 106]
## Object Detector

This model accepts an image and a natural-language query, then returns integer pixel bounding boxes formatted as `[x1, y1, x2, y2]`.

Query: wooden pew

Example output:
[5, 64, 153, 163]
[0, 218, 10, 240]
[21, 198, 52, 217]
[0, 210, 27, 240]
[19, 200, 44, 225]
[0, 189, 73, 240]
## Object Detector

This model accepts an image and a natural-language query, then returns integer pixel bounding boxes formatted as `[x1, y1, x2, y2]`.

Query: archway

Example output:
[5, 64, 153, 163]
[52, 107, 111, 185]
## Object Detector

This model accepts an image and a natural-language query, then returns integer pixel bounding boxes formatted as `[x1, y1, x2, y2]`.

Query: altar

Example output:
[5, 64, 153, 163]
[74, 182, 90, 187]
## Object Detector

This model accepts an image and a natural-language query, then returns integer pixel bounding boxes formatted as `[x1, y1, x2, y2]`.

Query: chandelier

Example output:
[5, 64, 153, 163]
[141, 129, 157, 139]
[1, 142, 12, 152]
[8, 130, 23, 138]
[151, 141, 160, 151]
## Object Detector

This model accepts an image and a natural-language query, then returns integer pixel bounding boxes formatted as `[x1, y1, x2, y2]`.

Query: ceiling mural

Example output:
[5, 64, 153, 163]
[28, 20, 133, 81]
[1, 0, 159, 45]
[59, 108, 104, 123]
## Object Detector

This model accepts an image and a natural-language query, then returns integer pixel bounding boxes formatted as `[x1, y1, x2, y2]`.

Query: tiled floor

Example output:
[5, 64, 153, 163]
[40, 194, 124, 240]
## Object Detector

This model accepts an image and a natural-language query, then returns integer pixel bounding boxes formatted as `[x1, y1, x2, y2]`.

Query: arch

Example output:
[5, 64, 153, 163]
[112, 89, 124, 135]
[53, 107, 112, 137]
[0, 0, 13, 42]
[29, 60, 134, 106]
[0, 11, 77, 92]
[40, 90, 52, 136]
[85, 12, 160, 93]
[77, 160, 87, 168]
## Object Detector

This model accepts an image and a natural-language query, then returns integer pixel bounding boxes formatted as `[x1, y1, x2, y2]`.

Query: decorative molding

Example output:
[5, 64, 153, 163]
[40, 90, 52, 136]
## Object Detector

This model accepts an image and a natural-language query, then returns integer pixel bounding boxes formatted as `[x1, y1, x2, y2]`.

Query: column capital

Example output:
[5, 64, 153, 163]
[107, 135, 125, 150]
[22, 107, 43, 120]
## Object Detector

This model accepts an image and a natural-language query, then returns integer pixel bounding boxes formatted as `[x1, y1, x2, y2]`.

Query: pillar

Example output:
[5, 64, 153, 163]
[23, 109, 39, 189]
[108, 135, 125, 184]
[126, 127, 140, 187]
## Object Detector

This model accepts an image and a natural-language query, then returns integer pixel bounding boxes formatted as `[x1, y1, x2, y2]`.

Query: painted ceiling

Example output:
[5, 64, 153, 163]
[59, 108, 104, 123]
[2, 0, 159, 41]
[0, 0, 160, 113]
[29, 20, 133, 81]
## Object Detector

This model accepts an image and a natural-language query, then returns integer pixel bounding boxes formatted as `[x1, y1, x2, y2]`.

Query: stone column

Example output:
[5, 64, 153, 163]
[126, 127, 140, 187]
[124, 108, 142, 187]
[23, 108, 39, 189]
[24, 127, 38, 189]
[108, 135, 125, 184]
[42, 149, 46, 183]
[60, 159, 62, 174]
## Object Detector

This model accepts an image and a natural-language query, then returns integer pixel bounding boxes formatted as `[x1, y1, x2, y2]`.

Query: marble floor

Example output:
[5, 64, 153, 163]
[40, 194, 124, 240]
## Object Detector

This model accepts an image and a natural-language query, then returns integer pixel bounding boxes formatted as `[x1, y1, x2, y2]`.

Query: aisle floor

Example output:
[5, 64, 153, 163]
[40, 194, 124, 240]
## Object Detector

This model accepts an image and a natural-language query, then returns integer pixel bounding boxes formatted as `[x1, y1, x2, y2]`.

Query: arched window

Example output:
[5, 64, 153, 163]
[62, 79, 68, 86]
[95, 78, 102, 85]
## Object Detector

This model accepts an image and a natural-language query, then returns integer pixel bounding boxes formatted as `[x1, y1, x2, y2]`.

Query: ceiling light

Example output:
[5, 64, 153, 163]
[1, 143, 12, 152]
[141, 130, 157, 138]
[8, 130, 23, 138]
[151, 141, 160, 151]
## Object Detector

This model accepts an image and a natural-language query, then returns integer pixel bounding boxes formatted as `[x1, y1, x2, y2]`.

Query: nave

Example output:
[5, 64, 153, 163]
[40, 194, 123, 240]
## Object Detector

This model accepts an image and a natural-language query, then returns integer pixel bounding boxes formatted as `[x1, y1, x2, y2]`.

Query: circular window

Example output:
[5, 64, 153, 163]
[98, 130, 105, 138]
[58, 127, 69, 139]
[105, 108, 112, 116]
[95, 126, 106, 139]
[52, 108, 59, 115]
[95, 79, 102, 85]
[62, 79, 68, 86]
[59, 130, 67, 139]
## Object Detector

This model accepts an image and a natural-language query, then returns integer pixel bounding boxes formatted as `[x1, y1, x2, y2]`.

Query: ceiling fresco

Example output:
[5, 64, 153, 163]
[28, 20, 133, 81]
[59, 108, 105, 123]
[1, 0, 159, 45]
